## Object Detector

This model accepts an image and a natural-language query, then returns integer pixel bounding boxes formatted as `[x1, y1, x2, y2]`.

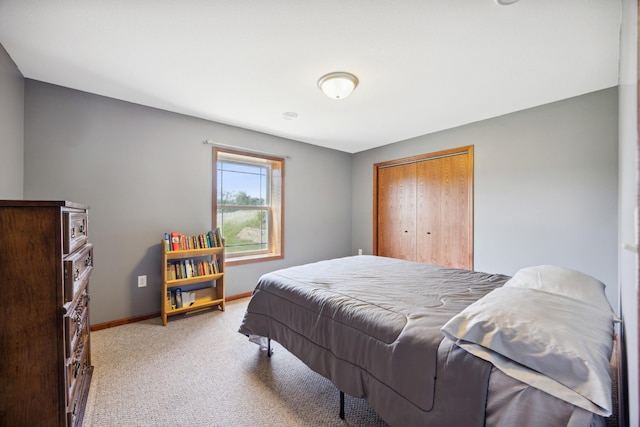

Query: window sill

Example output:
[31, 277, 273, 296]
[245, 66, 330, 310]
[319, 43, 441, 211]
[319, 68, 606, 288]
[225, 253, 283, 266]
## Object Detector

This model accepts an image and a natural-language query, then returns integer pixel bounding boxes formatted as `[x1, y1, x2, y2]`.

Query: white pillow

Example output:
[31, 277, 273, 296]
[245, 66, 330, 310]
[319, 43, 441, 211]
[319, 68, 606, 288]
[503, 265, 619, 321]
[441, 286, 615, 416]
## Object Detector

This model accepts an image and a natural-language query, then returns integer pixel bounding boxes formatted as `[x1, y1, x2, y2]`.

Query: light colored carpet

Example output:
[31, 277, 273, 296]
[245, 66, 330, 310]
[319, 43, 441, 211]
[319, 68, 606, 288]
[84, 298, 388, 426]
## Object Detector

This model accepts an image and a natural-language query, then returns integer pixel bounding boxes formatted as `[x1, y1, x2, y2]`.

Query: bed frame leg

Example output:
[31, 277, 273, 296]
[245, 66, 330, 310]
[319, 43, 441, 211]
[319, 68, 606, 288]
[339, 391, 345, 419]
[267, 338, 272, 357]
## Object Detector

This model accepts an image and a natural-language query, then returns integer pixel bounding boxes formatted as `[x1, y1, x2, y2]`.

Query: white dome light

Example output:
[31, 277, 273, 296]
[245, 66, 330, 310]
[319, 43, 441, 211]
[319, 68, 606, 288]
[318, 72, 359, 100]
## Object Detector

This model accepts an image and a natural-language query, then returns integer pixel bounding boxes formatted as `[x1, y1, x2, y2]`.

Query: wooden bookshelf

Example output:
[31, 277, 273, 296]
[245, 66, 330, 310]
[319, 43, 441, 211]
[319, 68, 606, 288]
[161, 243, 225, 326]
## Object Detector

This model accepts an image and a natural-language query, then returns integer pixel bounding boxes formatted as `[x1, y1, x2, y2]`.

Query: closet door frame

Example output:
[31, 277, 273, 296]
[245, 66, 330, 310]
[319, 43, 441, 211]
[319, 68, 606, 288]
[373, 145, 474, 269]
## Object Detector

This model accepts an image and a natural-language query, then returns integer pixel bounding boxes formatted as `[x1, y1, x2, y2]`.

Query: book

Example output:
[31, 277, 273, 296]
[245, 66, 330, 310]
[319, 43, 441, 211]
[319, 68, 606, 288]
[171, 232, 180, 251]
[164, 232, 170, 252]
[185, 260, 192, 278]
[215, 227, 223, 247]
[174, 288, 183, 308]
[212, 255, 220, 273]
[182, 291, 196, 307]
[169, 290, 177, 309]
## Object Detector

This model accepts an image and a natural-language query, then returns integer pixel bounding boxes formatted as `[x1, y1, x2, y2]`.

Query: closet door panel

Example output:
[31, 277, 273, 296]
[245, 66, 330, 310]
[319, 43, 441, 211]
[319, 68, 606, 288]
[416, 157, 442, 265]
[416, 153, 472, 269]
[446, 152, 473, 269]
[377, 163, 417, 261]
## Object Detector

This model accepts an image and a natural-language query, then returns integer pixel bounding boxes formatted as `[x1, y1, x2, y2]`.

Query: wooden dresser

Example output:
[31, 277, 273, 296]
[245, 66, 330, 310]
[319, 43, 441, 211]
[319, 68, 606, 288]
[0, 200, 94, 426]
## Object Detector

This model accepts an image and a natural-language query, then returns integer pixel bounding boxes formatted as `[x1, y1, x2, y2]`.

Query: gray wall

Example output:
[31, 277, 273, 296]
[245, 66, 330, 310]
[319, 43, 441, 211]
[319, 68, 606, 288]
[0, 43, 24, 199]
[24, 80, 352, 324]
[352, 88, 619, 307]
[618, 0, 638, 424]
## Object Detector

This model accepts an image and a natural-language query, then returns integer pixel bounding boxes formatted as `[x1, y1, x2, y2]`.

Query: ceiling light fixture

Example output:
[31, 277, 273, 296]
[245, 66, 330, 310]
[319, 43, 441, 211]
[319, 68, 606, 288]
[318, 72, 359, 100]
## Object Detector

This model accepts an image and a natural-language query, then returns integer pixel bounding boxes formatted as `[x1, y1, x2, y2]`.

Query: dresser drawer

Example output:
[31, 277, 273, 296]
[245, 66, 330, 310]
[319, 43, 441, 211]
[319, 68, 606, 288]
[66, 331, 89, 404]
[64, 244, 93, 302]
[66, 344, 90, 427]
[65, 290, 89, 357]
[63, 211, 88, 255]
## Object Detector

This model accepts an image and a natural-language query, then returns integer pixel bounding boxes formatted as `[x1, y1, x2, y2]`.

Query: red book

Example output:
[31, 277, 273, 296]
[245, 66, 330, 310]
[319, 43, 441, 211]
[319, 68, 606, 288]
[171, 232, 180, 251]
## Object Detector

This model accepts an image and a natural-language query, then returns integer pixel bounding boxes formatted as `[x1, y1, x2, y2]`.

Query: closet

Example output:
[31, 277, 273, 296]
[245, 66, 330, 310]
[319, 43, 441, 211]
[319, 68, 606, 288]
[374, 145, 473, 270]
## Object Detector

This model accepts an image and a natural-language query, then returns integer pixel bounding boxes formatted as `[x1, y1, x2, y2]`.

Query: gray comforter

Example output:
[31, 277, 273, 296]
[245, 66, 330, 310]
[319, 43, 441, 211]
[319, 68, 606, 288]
[238, 256, 606, 426]
[238, 255, 511, 425]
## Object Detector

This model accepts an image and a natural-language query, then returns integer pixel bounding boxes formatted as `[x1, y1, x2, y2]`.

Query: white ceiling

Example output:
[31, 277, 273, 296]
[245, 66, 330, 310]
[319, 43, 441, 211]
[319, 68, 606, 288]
[0, 1, 622, 153]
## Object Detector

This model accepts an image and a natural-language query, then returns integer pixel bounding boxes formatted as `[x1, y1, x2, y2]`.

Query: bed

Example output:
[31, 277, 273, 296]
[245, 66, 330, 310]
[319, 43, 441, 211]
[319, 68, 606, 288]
[238, 255, 618, 426]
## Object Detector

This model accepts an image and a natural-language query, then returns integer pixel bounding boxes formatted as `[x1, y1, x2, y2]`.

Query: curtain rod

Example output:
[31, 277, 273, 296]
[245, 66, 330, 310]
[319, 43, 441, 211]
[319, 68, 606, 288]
[202, 140, 292, 159]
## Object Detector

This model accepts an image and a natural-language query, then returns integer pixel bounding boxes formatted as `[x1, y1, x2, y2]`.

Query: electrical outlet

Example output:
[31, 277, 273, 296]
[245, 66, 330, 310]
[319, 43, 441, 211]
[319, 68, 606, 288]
[137, 275, 147, 288]
[358, 249, 363, 256]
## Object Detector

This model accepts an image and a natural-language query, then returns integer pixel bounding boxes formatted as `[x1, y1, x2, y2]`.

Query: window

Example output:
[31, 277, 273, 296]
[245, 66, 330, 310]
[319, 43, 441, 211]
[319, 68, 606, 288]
[213, 148, 284, 265]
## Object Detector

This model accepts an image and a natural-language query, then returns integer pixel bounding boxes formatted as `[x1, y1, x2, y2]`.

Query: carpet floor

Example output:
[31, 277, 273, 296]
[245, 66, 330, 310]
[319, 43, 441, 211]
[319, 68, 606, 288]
[83, 298, 388, 426]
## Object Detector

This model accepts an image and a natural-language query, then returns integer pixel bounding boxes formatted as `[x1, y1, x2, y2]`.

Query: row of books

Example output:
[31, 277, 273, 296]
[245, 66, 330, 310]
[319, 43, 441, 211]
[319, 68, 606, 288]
[166, 288, 195, 310]
[164, 228, 223, 252]
[166, 257, 221, 280]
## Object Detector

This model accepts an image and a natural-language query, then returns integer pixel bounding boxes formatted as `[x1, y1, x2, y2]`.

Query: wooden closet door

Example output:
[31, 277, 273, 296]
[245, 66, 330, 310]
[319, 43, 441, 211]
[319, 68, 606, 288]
[416, 152, 472, 269]
[376, 162, 417, 261]
[374, 145, 473, 269]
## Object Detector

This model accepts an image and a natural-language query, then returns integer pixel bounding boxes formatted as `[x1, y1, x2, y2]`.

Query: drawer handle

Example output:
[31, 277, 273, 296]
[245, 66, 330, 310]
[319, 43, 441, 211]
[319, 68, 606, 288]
[74, 267, 79, 281]
[75, 339, 85, 356]
[74, 314, 83, 336]
[84, 253, 92, 267]
[73, 359, 81, 378]
[71, 221, 86, 238]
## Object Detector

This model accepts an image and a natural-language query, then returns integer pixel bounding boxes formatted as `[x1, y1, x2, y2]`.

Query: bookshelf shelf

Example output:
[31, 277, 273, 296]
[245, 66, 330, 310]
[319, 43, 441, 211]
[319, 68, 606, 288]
[161, 234, 225, 326]
[166, 272, 224, 288]
[165, 294, 224, 316]
[165, 247, 223, 260]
